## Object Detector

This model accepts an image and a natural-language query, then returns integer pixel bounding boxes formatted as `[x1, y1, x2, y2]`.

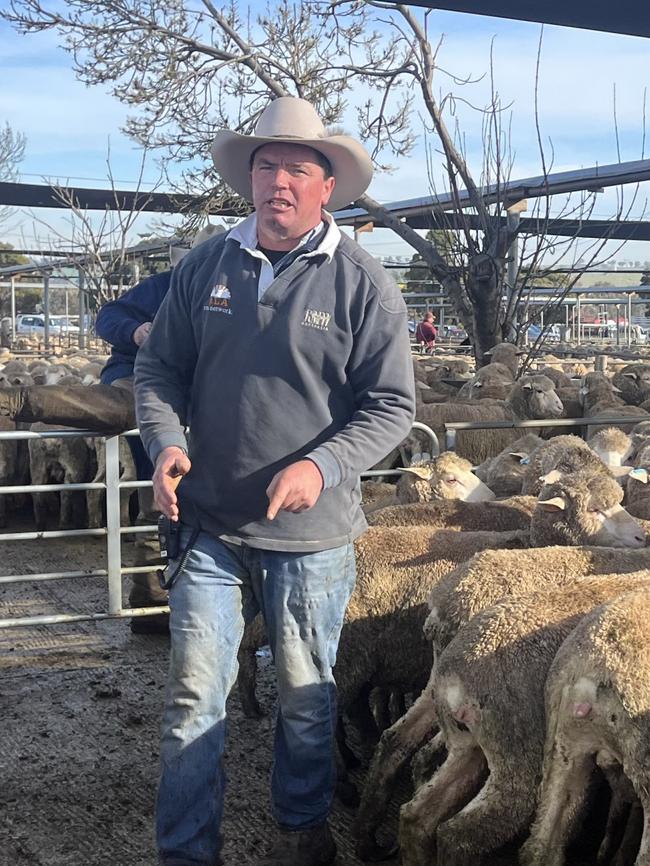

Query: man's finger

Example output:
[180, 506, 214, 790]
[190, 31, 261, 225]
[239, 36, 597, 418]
[267, 479, 291, 520]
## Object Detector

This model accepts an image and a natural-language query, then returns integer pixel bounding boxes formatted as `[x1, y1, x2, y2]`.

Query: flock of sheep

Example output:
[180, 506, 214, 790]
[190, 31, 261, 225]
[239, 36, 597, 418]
[0, 350, 135, 530]
[5, 342, 650, 864]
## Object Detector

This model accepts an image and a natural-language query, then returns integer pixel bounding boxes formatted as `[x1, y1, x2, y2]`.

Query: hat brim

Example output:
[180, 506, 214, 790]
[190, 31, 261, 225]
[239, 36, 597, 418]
[210, 131, 372, 213]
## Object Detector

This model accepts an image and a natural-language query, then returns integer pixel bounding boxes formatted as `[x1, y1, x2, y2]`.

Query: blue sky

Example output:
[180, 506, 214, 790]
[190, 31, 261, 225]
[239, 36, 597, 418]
[1, 5, 649, 260]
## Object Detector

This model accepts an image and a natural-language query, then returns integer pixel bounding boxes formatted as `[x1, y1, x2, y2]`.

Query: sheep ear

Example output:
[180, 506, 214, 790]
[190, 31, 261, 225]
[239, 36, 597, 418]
[483, 348, 494, 356]
[629, 467, 649, 484]
[540, 469, 562, 485]
[537, 495, 567, 512]
[473, 381, 483, 388]
[522, 381, 533, 390]
[515, 350, 526, 356]
[509, 452, 528, 461]
[623, 372, 638, 379]
[401, 466, 434, 480]
[611, 385, 623, 393]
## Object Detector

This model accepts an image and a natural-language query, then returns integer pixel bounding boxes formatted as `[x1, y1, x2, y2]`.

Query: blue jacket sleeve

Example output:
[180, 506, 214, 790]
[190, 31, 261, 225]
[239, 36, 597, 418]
[96, 271, 172, 352]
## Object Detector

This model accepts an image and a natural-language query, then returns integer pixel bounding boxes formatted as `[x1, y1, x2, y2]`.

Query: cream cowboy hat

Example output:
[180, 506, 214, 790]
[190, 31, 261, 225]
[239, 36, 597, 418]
[210, 97, 373, 213]
[169, 223, 225, 267]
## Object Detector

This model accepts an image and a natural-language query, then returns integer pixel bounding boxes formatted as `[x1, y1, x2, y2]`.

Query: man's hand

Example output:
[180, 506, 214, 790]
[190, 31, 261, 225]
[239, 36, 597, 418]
[133, 322, 153, 346]
[266, 459, 324, 521]
[153, 446, 191, 521]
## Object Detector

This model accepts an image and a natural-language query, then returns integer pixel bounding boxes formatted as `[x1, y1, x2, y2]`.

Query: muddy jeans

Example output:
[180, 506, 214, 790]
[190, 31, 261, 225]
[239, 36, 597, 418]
[156, 529, 356, 866]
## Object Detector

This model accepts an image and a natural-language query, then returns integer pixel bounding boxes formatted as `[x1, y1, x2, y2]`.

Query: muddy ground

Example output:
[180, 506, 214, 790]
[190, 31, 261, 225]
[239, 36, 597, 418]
[1, 520, 603, 866]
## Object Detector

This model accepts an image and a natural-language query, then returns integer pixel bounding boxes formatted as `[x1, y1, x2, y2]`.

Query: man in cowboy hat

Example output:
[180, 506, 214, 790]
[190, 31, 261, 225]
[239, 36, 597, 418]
[134, 97, 415, 866]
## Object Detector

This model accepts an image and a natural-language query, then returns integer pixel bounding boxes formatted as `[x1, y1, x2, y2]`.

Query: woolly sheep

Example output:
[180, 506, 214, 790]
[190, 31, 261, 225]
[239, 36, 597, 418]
[587, 426, 634, 469]
[539, 366, 573, 390]
[367, 495, 535, 531]
[521, 585, 650, 866]
[521, 435, 610, 497]
[482, 342, 522, 377]
[624, 441, 650, 519]
[579, 371, 624, 414]
[612, 363, 650, 406]
[455, 363, 513, 401]
[473, 433, 544, 497]
[364, 452, 495, 515]
[398, 573, 650, 866]
[415, 375, 563, 465]
[360, 480, 397, 507]
[354, 483, 646, 860]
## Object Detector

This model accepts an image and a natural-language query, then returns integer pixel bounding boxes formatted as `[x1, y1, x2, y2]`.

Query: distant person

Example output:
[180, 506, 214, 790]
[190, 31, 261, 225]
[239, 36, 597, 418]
[415, 311, 437, 352]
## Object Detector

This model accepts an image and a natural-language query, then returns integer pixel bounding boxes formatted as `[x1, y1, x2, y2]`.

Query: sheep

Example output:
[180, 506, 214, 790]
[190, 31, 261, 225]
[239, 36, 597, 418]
[624, 441, 650, 520]
[333, 524, 527, 787]
[520, 585, 650, 866]
[455, 363, 513, 401]
[482, 342, 522, 377]
[630, 420, 650, 457]
[415, 375, 563, 465]
[28, 422, 92, 530]
[539, 366, 573, 390]
[473, 433, 543, 497]
[353, 476, 647, 860]
[367, 495, 536, 532]
[426, 359, 472, 386]
[521, 435, 610, 497]
[579, 371, 624, 414]
[363, 452, 495, 515]
[587, 426, 634, 470]
[612, 363, 650, 406]
[360, 480, 396, 507]
[398, 572, 650, 866]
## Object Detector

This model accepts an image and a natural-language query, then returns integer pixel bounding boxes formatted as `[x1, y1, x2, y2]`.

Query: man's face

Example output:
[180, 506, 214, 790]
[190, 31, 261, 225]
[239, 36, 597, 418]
[251, 143, 336, 251]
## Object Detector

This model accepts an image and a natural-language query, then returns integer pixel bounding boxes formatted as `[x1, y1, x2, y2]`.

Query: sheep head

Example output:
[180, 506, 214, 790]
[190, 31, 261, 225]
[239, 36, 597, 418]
[398, 452, 495, 503]
[510, 375, 564, 420]
[531, 471, 645, 549]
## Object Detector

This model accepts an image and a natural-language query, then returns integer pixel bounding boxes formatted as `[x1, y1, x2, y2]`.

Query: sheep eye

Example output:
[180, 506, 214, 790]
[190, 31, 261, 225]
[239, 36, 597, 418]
[445, 477, 458, 485]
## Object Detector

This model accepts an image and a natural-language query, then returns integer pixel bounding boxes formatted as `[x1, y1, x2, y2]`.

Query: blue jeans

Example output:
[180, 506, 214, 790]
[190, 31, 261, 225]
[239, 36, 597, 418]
[156, 529, 356, 866]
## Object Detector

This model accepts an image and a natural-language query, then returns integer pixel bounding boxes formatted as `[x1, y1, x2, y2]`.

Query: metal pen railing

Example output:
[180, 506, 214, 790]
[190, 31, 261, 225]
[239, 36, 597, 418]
[443, 415, 640, 451]
[0, 421, 439, 629]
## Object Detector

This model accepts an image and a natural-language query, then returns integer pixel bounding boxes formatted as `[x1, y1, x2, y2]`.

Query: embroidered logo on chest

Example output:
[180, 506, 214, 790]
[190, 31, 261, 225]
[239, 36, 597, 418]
[204, 284, 232, 316]
[301, 308, 331, 331]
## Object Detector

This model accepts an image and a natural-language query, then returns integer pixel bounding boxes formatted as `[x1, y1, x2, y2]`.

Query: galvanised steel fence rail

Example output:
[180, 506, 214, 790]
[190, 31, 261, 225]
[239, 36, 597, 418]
[0, 421, 439, 629]
[443, 415, 639, 451]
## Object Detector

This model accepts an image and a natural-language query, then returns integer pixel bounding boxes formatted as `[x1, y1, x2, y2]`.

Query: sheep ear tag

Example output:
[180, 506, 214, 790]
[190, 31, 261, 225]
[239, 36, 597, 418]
[537, 496, 567, 512]
[629, 468, 649, 483]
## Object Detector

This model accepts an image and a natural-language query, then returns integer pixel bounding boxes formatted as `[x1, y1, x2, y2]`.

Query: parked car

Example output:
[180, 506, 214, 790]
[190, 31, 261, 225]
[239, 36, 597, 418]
[16, 314, 80, 336]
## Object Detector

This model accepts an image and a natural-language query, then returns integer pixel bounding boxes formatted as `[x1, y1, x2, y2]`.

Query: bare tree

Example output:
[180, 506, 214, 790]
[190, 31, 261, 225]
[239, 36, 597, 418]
[4, 0, 640, 359]
[31, 147, 168, 309]
[0, 121, 26, 228]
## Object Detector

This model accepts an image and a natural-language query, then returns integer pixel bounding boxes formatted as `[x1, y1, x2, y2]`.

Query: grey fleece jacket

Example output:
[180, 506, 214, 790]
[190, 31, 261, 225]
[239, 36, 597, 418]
[134, 214, 415, 552]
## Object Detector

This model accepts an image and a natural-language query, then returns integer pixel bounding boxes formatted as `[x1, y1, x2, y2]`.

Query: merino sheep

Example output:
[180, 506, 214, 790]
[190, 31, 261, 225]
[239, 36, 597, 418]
[455, 363, 514, 401]
[364, 452, 495, 515]
[415, 375, 563, 465]
[612, 363, 650, 406]
[521, 585, 650, 866]
[539, 366, 573, 390]
[473, 433, 543, 497]
[521, 435, 611, 497]
[360, 480, 397, 507]
[579, 371, 624, 414]
[587, 426, 634, 469]
[624, 441, 650, 519]
[353, 477, 647, 860]
[367, 495, 535, 531]
[482, 342, 522, 377]
[398, 573, 650, 866]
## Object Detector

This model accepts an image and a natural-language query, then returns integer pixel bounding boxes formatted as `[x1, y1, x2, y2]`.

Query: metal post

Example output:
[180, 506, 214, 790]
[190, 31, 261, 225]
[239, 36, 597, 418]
[105, 435, 123, 616]
[77, 268, 86, 350]
[616, 304, 620, 347]
[576, 295, 582, 346]
[627, 293, 632, 347]
[43, 273, 50, 352]
[10, 277, 16, 342]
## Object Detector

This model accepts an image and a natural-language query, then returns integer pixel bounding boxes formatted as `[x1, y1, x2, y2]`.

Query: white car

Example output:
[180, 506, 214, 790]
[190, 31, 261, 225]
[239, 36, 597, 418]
[16, 314, 80, 336]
